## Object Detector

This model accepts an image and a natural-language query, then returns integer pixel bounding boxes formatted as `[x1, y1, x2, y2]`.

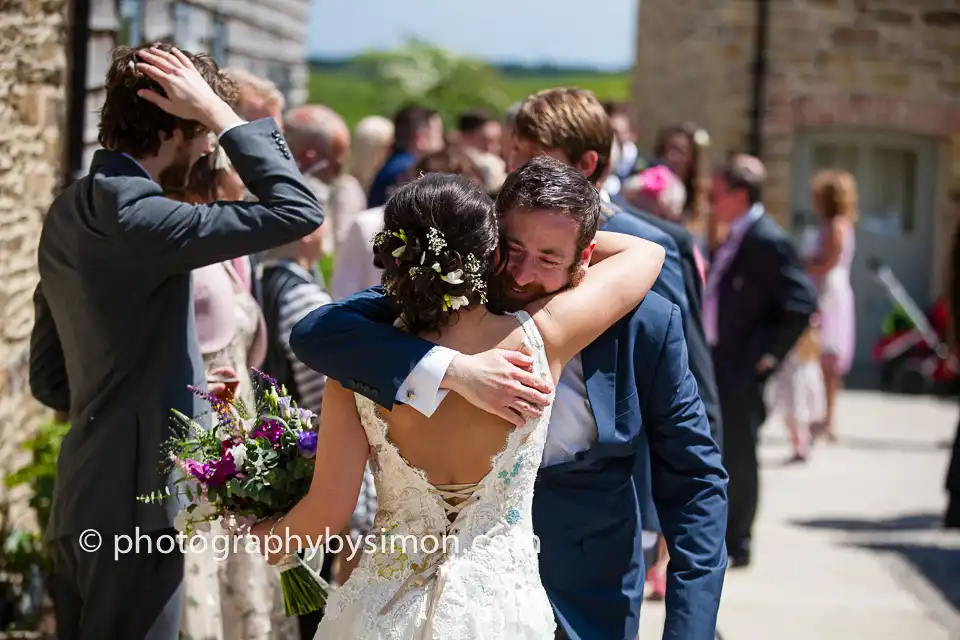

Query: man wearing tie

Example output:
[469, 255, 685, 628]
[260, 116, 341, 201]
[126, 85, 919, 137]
[703, 155, 816, 566]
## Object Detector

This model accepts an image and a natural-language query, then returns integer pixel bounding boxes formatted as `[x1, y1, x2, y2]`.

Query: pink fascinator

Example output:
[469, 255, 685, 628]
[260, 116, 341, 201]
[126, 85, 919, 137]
[635, 165, 676, 200]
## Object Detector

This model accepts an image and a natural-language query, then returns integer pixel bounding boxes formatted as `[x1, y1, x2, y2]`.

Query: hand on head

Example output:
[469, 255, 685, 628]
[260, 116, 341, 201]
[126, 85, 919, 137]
[135, 46, 242, 134]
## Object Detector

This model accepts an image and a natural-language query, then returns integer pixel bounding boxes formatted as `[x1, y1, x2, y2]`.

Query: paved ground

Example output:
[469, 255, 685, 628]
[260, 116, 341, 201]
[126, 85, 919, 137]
[638, 390, 960, 639]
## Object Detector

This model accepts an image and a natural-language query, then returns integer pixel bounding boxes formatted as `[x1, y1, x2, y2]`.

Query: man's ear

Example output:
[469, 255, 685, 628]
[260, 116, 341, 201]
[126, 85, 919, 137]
[580, 239, 597, 267]
[576, 151, 599, 180]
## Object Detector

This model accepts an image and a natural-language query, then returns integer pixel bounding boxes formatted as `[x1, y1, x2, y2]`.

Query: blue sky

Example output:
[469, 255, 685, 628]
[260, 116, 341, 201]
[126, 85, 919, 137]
[307, 0, 638, 70]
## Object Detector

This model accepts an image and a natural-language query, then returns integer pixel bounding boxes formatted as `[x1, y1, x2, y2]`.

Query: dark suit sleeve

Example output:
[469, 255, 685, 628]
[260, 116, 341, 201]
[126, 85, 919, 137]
[114, 118, 324, 273]
[652, 239, 689, 317]
[29, 282, 70, 413]
[289, 287, 436, 409]
[752, 234, 817, 366]
[644, 305, 728, 639]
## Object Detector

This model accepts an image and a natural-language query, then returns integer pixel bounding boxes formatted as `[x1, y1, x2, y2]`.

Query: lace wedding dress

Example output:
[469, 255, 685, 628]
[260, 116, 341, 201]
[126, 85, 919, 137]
[315, 311, 557, 639]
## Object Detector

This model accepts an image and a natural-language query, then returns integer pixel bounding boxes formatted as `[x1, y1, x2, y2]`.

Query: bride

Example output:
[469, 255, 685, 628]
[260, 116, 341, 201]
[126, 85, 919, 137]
[252, 162, 664, 638]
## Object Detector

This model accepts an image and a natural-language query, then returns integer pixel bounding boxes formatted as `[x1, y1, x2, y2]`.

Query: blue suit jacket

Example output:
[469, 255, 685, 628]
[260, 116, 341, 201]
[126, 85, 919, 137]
[290, 290, 727, 640]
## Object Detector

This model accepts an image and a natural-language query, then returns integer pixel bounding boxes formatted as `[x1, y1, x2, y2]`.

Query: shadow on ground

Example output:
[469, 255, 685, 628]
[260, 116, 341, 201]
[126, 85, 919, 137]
[862, 542, 960, 618]
[793, 513, 942, 532]
[793, 514, 960, 619]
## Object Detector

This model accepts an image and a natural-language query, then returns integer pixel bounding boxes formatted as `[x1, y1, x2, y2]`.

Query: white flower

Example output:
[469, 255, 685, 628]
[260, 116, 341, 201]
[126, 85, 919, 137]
[392, 245, 406, 258]
[174, 510, 188, 533]
[440, 269, 464, 285]
[694, 129, 710, 147]
[420, 252, 426, 265]
[449, 295, 470, 310]
[227, 443, 248, 467]
[431, 262, 441, 273]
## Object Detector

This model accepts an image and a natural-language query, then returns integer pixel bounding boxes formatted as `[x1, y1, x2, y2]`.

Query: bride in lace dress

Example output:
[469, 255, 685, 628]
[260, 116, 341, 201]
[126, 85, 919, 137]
[252, 163, 664, 638]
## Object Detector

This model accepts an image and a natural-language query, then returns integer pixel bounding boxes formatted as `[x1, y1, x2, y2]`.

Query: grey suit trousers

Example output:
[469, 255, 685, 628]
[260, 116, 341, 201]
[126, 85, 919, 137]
[50, 529, 183, 640]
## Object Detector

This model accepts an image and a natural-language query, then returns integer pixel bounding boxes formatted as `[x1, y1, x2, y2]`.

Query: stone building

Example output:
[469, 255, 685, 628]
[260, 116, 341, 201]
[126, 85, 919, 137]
[633, 0, 960, 370]
[0, 0, 310, 521]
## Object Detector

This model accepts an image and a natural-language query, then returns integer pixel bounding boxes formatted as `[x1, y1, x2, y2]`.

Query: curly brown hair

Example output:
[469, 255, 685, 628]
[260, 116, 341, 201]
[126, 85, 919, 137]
[98, 42, 238, 157]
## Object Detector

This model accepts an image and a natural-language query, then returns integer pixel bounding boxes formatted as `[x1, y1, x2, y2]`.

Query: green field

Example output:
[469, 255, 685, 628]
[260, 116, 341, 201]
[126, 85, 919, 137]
[307, 68, 631, 129]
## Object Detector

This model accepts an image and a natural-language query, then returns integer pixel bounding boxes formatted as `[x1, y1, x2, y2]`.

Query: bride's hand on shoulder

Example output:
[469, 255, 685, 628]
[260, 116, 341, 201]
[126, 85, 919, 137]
[442, 347, 554, 427]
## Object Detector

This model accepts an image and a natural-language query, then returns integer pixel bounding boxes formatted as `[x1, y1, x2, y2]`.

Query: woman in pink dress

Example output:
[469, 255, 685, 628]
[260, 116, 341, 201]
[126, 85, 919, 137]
[806, 170, 858, 442]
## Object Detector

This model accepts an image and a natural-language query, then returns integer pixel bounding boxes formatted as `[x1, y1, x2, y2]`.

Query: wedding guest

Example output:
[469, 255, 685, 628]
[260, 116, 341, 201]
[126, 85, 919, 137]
[705, 154, 816, 566]
[28, 43, 322, 639]
[285, 105, 365, 256]
[945, 223, 960, 529]
[765, 321, 827, 462]
[500, 100, 522, 165]
[603, 101, 644, 178]
[171, 144, 298, 640]
[456, 109, 507, 192]
[349, 115, 394, 195]
[224, 67, 285, 129]
[805, 170, 858, 443]
[367, 105, 444, 207]
[618, 162, 718, 598]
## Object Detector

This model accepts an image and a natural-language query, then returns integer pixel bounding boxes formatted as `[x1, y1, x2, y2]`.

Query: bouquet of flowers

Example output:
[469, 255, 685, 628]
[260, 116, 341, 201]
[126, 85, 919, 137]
[138, 367, 327, 615]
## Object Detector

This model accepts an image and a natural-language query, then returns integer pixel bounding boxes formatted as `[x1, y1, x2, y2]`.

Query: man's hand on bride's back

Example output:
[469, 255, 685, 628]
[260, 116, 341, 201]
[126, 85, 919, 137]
[443, 348, 554, 427]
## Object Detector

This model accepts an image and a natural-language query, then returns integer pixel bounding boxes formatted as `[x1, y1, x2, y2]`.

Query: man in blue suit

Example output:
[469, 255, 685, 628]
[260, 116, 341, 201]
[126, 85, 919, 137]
[290, 90, 727, 639]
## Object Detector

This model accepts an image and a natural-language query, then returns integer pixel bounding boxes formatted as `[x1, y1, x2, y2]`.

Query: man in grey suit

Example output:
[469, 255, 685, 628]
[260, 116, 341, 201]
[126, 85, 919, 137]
[28, 44, 324, 639]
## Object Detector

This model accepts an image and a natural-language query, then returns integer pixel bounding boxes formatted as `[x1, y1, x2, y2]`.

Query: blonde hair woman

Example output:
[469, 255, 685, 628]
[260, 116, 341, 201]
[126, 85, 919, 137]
[349, 115, 394, 194]
[806, 169, 858, 443]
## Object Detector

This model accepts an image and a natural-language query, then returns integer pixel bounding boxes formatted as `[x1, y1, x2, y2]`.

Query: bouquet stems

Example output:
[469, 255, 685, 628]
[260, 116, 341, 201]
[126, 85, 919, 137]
[275, 550, 329, 616]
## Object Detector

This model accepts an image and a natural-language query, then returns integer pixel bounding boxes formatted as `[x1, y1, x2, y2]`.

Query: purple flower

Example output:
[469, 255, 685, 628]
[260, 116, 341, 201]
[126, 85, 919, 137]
[278, 395, 293, 415]
[297, 407, 317, 425]
[250, 367, 278, 389]
[185, 459, 215, 485]
[252, 418, 283, 445]
[297, 431, 318, 457]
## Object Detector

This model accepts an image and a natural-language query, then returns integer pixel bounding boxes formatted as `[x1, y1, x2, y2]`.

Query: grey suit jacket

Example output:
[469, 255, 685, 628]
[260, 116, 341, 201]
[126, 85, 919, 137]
[29, 118, 324, 540]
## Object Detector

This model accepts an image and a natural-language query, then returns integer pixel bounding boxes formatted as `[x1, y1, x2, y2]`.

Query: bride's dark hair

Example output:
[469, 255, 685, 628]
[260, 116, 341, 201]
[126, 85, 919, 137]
[373, 173, 498, 334]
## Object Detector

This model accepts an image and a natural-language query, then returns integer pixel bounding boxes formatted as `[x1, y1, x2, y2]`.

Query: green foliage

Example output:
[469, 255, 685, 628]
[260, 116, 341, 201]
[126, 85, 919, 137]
[308, 43, 630, 129]
[4, 419, 69, 537]
[1, 417, 69, 632]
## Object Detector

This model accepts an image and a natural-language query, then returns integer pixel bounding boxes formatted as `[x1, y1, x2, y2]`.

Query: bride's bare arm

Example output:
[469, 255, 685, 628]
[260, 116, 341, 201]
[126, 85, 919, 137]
[254, 380, 368, 561]
[527, 231, 665, 370]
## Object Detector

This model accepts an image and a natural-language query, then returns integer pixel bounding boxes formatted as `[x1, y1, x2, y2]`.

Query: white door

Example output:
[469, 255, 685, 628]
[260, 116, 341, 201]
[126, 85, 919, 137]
[790, 131, 939, 372]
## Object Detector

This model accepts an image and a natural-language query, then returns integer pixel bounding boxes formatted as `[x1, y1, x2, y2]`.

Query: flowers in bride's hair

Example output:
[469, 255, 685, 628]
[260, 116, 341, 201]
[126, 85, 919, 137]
[426, 227, 446, 253]
[374, 229, 409, 258]
[463, 254, 482, 274]
[443, 294, 470, 312]
[440, 269, 464, 285]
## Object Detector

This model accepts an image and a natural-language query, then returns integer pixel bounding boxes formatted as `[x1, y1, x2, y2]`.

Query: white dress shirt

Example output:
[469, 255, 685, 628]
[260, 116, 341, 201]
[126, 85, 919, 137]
[396, 348, 598, 467]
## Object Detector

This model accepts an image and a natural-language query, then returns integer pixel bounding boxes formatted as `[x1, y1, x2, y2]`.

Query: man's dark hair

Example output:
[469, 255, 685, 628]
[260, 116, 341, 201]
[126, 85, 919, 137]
[458, 110, 493, 134]
[98, 42, 238, 157]
[495, 155, 601, 261]
[393, 105, 438, 150]
[720, 157, 764, 205]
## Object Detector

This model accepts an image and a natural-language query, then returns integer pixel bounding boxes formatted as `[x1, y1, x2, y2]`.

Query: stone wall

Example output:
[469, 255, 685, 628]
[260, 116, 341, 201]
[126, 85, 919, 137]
[0, 0, 67, 520]
[633, 0, 960, 287]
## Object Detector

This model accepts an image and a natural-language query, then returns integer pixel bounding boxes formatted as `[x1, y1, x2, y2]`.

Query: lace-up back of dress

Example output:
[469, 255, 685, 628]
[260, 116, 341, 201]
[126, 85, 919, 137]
[353, 309, 553, 545]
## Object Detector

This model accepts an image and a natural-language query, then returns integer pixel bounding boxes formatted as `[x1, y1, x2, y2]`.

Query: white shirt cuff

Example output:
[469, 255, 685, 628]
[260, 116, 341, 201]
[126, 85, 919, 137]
[395, 346, 458, 417]
[218, 121, 247, 139]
